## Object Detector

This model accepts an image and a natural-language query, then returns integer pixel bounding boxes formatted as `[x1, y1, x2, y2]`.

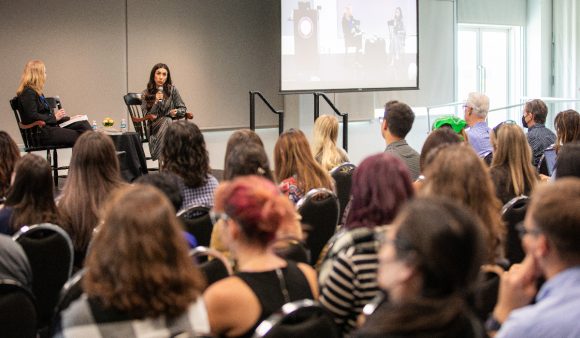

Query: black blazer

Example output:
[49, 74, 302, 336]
[17, 87, 57, 125]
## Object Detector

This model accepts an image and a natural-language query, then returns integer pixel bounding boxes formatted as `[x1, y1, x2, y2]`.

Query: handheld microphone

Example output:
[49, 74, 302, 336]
[55, 95, 62, 109]
[157, 86, 164, 103]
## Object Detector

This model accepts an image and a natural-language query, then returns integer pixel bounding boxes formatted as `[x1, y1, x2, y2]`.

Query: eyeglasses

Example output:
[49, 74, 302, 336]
[210, 211, 230, 225]
[515, 222, 542, 239]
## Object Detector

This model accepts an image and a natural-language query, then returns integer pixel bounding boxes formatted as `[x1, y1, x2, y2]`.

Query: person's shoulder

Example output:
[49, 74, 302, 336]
[59, 295, 96, 330]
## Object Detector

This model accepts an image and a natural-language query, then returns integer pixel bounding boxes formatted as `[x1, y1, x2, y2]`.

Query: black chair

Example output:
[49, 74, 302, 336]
[0, 280, 37, 338]
[12, 224, 74, 330]
[252, 299, 340, 338]
[272, 236, 310, 264]
[10, 96, 70, 186]
[54, 268, 85, 316]
[330, 162, 356, 223]
[189, 246, 233, 288]
[502, 195, 529, 265]
[297, 188, 340, 266]
[178, 205, 213, 247]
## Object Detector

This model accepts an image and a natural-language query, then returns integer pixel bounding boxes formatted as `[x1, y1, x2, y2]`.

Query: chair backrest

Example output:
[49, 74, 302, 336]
[252, 299, 340, 338]
[189, 246, 233, 287]
[329, 162, 356, 223]
[272, 236, 310, 264]
[297, 188, 340, 266]
[54, 268, 85, 316]
[178, 206, 213, 247]
[10, 97, 41, 149]
[13, 223, 74, 329]
[0, 280, 38, 338]
[123, 93, 149, 142]
[501, 196, 529, 265]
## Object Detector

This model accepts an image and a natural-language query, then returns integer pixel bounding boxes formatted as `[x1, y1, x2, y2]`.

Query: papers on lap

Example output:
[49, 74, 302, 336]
[59, 115, 88, 128]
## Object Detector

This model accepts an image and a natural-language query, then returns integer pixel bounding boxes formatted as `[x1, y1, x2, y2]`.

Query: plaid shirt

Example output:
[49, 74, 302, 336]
[466, 122, 493, 158]
[54, 295, 210, 338]
[178, 174, 219, 212]
[527, 124, 556, 167]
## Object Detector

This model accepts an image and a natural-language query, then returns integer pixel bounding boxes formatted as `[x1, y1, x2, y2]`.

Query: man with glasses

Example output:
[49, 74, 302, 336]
[488, 178, 580, 337]
[464, 92, 493, 162]
[522, 99, 556, 167]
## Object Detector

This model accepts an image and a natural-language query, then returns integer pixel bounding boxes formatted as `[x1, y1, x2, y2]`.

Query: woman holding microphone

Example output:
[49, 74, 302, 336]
[141, 63, 188, 161]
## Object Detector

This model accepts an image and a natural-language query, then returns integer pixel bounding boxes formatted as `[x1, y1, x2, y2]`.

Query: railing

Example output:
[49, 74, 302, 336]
[313, 92, 349, 152]
[249, 91, 284, 135]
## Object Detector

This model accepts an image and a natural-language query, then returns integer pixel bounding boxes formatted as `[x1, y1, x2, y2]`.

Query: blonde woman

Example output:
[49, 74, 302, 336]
[490, 122, 538, 204]
[16, 60, 91, 146]
[312, 115, 349, 171]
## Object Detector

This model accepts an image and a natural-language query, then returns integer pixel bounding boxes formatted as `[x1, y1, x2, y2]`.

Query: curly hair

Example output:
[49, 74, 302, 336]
[83, 184, 205, 318]
[421, 144, 504, 263]
[274, 129, 333, 192]
[555, 109, 580, 153]
[345, 153, 414, 229]
[161, 121, 210, 188]
[0, 131, 20, 198]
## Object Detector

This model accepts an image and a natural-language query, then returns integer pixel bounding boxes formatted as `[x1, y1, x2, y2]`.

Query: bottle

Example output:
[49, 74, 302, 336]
[91, 120, 97, 131]
[120, 118, 127, 133]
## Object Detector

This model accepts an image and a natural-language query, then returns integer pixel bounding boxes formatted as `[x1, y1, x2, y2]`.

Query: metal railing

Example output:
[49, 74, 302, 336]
[249, 91, 284, 135]
[313, 92, 349, 152]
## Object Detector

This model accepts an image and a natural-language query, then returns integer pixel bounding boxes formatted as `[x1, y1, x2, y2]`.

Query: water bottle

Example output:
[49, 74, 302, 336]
[91, 120, 97, 131]
[120, 118, 127, 133]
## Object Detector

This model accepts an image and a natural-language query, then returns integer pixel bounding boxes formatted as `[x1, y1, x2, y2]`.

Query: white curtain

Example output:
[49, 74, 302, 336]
[552, 0, 579, 99]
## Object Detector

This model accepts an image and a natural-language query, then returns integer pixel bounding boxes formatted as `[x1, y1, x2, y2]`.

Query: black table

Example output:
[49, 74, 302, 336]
[107, 132, 148, 182]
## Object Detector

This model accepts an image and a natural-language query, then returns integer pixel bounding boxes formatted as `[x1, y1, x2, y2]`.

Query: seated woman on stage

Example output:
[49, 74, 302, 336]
[141, 63, 187, 161]
[0, 154, 61, 235]
[16, 60, 92, 146]
[55, 185, 210, 336]
[204, 176, 318, 338]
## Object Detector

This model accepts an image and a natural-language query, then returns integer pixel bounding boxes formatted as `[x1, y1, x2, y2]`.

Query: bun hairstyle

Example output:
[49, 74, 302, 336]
[215, 175, 295, 246]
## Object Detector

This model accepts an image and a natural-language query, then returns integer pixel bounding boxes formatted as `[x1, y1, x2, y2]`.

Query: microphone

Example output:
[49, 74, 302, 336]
[55, 95, 62, 109]
[157, 86, 163, 103]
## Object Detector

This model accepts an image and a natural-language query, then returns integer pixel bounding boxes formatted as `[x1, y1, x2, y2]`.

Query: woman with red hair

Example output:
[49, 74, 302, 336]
[204, 176, 318, 338]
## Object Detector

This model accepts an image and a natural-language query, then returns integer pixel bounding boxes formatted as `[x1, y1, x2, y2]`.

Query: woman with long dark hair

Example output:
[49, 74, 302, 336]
[0, 131, 20, 201]
[141, 63, 188, 160]
[0, 154, 60, 235]
[354, 197, 486, 337]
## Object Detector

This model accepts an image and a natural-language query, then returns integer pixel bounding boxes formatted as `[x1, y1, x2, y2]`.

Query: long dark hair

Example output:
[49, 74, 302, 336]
[161, 121, 210, 188]
[0, 131, 20, 198]
[144, 63, 173, 109]
[5, 154, 60, 233]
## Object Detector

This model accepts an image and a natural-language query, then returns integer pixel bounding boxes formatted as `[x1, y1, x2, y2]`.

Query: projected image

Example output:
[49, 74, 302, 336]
[281, 0, 418, 92]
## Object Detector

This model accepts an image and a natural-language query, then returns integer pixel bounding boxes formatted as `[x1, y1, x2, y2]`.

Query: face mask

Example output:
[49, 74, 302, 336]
[522, 114, 529, 128]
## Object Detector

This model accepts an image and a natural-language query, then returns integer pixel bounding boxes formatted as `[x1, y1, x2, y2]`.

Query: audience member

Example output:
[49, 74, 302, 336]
[160, 121, 218, 211]
[421, 144, 504, 264]
[274, 128, 333, 204]
[223, 131, 272, 182]
[431, 115, 469, 142]
[55, 185, 209, 336]
[141, 63, 188, 161]
[464, 92, 493, 161]
[490, 122, 538, 204]
[415, 128, 462, 190]
[491, 178, 580, 338]
[319, 153, 414, 335]
[554, 109, 580, 153]
[312, 115, 349, 171]
[204, 176, 318, 338]
[555, 142, 580, 179]
[522, 99, 556, 166]
[0, 131, 20, 200]
[354, 197, 486, 338]
[381, 100, 420, 180]
[58, 132, 125, 268]
[16, 60, 92, 146]
[0, 154, 60, 235]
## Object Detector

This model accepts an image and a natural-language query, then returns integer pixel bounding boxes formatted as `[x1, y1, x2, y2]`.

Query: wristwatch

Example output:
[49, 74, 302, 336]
[485, 315, 502, 331]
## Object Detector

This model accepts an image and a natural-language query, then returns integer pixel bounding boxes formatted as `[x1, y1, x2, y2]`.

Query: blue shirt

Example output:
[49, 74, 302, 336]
[466, 122, 493, 158]
[497, 266, 580, 338]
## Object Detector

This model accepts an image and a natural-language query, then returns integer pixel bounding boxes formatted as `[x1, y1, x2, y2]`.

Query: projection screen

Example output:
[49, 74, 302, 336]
[281, 0, 419, 92]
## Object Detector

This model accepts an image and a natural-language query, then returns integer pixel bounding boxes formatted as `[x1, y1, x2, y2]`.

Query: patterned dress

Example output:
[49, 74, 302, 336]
[141, 86, 187, 161]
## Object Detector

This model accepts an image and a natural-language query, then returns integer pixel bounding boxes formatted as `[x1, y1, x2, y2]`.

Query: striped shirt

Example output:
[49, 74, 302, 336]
[319, 227, 382, 335]
[466, 122, 493, 158]
[526, 124, 556, 167]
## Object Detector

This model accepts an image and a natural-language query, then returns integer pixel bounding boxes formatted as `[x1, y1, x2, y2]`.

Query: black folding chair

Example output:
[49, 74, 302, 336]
[10, 97, 70, 186]
[501, 195, 529, 265]
[330, 162, 356, 223]
[189, 246, 233, 288]
[12, 224, 74, 330]
[252, 299, 340, 338]
[177, 205, 213, 247]
[0, 280, 37, 338]
[297, 188, 340, 266]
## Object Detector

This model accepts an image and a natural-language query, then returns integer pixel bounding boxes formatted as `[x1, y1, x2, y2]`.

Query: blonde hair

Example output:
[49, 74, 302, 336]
[312, 115, 347, 171]
[17, 60, 46, 96]
[491, 123, 538, 196]
[274, 129, 334, 193]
